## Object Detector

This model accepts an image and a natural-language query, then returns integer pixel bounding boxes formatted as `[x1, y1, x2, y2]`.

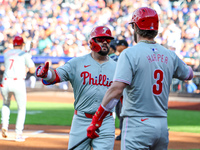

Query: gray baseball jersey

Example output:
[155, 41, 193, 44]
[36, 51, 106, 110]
[114, 42, 191, 150]
[56, 53, 116, 113]
[114, 42, 191, 117]
[56, 53, 116, 150]
[1, 49, 35, 135]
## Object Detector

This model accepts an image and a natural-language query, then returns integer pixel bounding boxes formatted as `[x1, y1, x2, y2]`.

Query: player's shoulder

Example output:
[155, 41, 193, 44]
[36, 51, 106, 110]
[4, 49, 20, 56]
[66, 54, 90, 67]
[123, 44, 140, 53]
[120, 47, 134, 56]
[18, 51, 26, 56]
[21, 51, 33, 59]
[4, 49, 15, 54]
[158, 44, 177, 56]
[68, 54, 89, 62]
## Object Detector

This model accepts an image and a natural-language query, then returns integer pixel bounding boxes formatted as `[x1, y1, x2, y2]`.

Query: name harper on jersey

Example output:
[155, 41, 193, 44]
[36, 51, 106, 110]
[80, 71, 113, 87]
[146, 54, 168, 64]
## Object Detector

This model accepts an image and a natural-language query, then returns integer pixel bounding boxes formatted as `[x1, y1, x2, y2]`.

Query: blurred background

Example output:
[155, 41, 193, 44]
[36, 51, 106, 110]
[0, 0, 200, 94]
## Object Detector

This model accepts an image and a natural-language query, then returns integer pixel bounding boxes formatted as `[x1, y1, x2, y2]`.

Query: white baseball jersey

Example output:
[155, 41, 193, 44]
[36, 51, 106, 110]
[3, 49, 35, 79]
[114, 42, 191, 117]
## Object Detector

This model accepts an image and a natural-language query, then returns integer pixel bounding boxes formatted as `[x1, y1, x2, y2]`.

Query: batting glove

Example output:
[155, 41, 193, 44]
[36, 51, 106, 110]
[87, 117, 101, 139]
[87, 105, 110, 139]
[36, 62, 49, 78]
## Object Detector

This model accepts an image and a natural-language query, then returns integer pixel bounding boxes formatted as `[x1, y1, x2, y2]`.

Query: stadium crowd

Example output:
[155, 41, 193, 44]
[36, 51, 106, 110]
[0, 0, 200, 92]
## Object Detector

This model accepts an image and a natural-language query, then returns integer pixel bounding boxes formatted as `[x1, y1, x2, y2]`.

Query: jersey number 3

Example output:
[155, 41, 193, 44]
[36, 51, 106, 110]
[153, 69, 163, 95]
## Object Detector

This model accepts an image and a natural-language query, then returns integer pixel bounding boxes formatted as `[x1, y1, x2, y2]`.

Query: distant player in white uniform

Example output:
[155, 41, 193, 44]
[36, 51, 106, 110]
[36, 26, 116, 150]
[1, 36, 35, 142]
[87, 7, 194, 150]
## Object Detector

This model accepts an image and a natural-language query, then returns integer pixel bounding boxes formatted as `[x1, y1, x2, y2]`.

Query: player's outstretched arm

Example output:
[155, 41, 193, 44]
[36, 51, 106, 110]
[87, 81, 126, 139]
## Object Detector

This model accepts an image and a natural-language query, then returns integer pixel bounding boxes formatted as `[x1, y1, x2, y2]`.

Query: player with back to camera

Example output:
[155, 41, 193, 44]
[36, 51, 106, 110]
[86, 7, 194, 150]
[114, 39, 129, 141]
[1, 36, 36, 142]
[36, 26, 116, 150]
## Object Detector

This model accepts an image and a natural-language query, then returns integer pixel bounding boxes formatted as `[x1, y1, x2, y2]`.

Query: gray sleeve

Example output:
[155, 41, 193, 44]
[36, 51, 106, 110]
[56, 61, 74, 82]
[173, 54, 190, 80]
[113, 51, 133, 85]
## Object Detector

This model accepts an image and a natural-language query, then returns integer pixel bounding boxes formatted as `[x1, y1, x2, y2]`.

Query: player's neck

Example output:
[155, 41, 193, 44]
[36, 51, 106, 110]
[138, 38, 156, 44]
[91, 53, 109, 64]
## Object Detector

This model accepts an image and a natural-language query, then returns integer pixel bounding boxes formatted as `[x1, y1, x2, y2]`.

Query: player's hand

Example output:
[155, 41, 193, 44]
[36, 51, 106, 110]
[87, 116, 102, 139]
[36, 62, 49, 78]
[87, 105, 110, 139]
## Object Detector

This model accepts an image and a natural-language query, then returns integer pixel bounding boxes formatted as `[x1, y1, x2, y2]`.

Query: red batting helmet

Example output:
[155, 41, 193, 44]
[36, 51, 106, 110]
[13, 36, 24, 46]
[129, 7, 159, 30]
[89, 26, 114, 52]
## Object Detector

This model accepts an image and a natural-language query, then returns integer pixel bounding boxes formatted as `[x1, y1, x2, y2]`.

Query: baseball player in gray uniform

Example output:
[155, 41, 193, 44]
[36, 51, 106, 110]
[1, 36, 35, 141]
[87, 7, 194, 150]
[36, 26, 116, 150]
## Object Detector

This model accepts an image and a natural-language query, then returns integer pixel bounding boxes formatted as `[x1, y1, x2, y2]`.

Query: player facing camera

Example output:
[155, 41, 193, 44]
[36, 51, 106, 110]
[89, 26, 114, 56]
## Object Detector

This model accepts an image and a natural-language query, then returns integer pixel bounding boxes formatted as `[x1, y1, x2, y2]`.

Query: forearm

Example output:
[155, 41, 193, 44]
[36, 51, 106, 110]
[102, 82, 124, 107]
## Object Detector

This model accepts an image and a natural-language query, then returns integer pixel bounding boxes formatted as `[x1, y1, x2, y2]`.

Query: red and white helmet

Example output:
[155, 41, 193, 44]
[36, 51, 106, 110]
[129, 7, 159, 30]
[89, 26, 114, 52]
[13, 36, 24, 46]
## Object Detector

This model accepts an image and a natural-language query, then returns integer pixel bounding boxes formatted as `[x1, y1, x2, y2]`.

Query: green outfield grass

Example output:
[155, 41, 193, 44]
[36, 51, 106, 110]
[0, 101, 200, 133]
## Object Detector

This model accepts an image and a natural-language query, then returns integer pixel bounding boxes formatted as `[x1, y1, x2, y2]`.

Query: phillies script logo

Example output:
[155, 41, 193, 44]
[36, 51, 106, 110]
[80, 71, 113, 87]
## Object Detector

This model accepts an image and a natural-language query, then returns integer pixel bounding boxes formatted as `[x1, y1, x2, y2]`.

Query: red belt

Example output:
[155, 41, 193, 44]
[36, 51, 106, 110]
[74, 110, 112, 118]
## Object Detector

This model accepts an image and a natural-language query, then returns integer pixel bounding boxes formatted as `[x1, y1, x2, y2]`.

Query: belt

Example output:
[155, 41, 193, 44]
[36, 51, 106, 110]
[4, 78, 24, 80]
[74, 110, 112, 118]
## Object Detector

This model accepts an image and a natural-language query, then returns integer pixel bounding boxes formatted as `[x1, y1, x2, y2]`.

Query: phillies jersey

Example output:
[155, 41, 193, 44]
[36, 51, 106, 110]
[3, 49, 35, 79]
[56, 53, 116, 113]
[114, 42, 191, 117]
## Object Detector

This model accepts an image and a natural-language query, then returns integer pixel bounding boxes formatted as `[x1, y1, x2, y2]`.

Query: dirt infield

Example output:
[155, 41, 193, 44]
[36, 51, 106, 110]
[0, 91, 200, 150]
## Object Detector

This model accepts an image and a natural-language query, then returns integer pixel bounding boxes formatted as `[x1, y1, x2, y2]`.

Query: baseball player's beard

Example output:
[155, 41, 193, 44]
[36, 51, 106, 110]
[98, 46, 110, 56]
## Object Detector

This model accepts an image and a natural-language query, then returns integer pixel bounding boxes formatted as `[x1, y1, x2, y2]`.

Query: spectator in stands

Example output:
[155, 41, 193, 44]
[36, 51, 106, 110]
[185, 80, 198, 93]
[38, 30, 53, 54]
[51, 39, 65, 57]
[108, 44, 118, 62]
[29, 41, 40, 56]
